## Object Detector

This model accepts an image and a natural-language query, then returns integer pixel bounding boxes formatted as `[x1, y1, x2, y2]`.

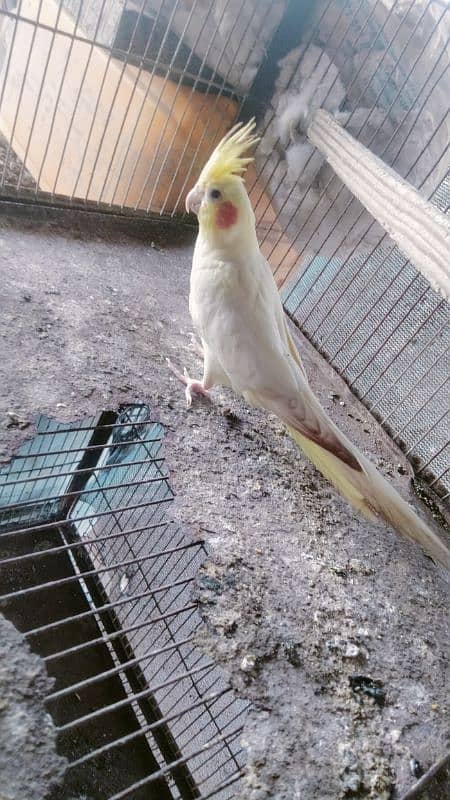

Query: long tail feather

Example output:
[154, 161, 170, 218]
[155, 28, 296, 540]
[288, 426, 450, 571]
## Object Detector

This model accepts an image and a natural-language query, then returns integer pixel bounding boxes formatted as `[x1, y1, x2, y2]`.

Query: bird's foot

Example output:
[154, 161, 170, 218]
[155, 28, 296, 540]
[183, 374, 209, 408]
[166, 358, 209, 408]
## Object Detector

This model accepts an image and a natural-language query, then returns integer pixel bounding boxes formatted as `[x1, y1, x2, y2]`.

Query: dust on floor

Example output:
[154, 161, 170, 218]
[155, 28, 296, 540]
[0, 209, 448, 800]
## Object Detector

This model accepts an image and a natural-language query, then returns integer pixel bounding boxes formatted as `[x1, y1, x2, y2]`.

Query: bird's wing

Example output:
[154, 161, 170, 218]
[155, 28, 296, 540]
[284, 319, 309, 381]
[253, 382, 362, 472]
[257, 252, 309, 381]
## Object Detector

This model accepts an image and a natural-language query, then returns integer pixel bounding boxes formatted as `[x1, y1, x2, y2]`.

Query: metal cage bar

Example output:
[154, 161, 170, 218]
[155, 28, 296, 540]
[0, 405, 248, 799]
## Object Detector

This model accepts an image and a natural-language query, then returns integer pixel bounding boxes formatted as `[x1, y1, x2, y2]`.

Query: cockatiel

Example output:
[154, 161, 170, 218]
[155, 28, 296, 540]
[169, 119, 450, 571]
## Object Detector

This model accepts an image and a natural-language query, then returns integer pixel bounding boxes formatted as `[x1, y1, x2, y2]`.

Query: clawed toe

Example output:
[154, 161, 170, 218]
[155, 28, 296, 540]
[167, 358, 208, 407]
[185, 377, 209, 408]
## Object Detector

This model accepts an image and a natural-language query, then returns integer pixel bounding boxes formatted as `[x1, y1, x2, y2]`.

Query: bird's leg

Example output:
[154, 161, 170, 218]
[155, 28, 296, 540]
[166, 358, 209, 408]
[190, 333, 204, 359]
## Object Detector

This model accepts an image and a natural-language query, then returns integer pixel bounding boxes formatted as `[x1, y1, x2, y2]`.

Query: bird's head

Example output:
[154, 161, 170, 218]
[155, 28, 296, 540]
[185, 119, 259, 247]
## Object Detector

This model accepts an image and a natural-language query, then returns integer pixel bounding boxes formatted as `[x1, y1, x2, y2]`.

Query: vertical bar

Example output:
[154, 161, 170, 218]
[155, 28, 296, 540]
[142, 0, 233, 214]
[15, 0, 66, 193]
[119, 0, 198, 211]
[277, 4, 449, 286]
[46, 0, 109, 197]
[70, 0, 146, 202]
[96, 0, 168, 205]
[36, 0, 88, 195]
[167, 0, 258, 217]
[261, 0, 405, 253]
[0, 0, 45, 187]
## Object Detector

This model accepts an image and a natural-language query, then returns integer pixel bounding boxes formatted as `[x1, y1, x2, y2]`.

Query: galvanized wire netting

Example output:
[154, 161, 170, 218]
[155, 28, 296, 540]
[0, 406, 249, 799]
[0, 0, 256, 212]
[260, 1, 449, 500]
[0, 0, 448, 499]
[283, 173, 450, 500]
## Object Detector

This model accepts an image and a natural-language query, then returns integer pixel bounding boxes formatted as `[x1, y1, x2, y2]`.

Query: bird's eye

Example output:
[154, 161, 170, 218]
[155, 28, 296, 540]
[210, 188, 221, 200]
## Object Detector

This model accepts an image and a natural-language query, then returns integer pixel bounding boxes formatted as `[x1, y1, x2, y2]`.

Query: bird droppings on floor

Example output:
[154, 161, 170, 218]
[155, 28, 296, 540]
[0, 209, 448, 800]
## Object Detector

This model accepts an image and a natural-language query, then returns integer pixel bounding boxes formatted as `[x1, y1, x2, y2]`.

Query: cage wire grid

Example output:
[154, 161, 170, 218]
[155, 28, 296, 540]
[0, 0, 257, 213]
[270, 1, 450, 500]
[0, 2, 449, 797]
[0, 0, 448, 500]
[0, 405, 249, 800]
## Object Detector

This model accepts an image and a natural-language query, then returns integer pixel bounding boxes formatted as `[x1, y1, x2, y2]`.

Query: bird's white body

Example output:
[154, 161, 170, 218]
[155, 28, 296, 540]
[190, 230, 297, 400]
[177, 120, 450, 571]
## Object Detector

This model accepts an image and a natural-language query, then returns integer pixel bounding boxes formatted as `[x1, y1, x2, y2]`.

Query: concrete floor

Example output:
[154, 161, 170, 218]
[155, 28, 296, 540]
[0, 205, 449, 799]
[0, 614, 66, 800]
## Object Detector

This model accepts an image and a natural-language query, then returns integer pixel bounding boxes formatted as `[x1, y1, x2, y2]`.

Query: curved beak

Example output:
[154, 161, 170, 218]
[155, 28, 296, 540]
[185, 185, 203, 215]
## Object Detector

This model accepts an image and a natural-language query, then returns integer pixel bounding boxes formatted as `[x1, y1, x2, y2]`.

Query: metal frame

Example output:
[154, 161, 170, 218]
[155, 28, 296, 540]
[0, 405, 248, 799]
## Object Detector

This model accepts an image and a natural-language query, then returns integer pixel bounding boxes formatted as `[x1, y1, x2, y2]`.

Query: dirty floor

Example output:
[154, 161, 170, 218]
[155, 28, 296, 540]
[0, 207, 448, 799]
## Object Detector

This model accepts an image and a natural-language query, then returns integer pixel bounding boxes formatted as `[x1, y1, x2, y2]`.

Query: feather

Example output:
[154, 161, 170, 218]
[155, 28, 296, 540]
[251, 383, 362, 472]
[198, 119, 260, 185]
[289, 426, 450, 572]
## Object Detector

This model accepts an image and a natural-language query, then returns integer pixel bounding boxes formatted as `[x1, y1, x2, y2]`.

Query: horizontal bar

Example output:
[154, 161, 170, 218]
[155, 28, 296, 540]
[2, 458, 81, 479]
[0, 520, 182, 564]
[400, 752, 450, 800]
[24, 561, 191, 637]
[173, 687, 246, 745]
[22, 419, 155, 436]
[195, 724, 245, 774]
[0, 8, 243, 97]
[58, 662, 215, 732]
[0, 495, 173, 538]
[1, 472, 170, 514]
[0, 544, 201, 601]
[160, 655, 228, 716]
[41, 602, 198, 658]
[380, 347, 450, 428]
[397, 386, 448, 444]
[8, 435, 163, 461]
[68, 688, 232, 769]
[193, 727, 244, 779]
[370, 321, 449, 415]
[108, 726, 244, 800]
[0, 456, 165, 488]
[154, 648, 213, 710]
[428, 465, 449, 489]
[47, 634, 196, 701]
[0, 191, 192, 227]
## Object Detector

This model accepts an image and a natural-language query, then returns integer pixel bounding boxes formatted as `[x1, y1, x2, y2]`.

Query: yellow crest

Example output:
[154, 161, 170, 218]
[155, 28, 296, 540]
[198, 118, 259, 185]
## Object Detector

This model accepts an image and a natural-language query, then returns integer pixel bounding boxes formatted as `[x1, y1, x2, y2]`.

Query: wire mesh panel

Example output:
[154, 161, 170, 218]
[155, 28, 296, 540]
[0, 1, 448, 489]
[247, 0, 450, 500]
[0, 0, 284, 215]
[0, 405, 249, 799]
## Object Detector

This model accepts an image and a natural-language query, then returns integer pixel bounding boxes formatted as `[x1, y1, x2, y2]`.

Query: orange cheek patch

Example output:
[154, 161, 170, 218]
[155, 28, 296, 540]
[216, 201, 238, 229]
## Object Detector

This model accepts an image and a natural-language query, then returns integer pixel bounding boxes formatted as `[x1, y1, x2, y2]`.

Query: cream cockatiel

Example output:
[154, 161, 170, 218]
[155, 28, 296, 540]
[170, 119, 450, 571]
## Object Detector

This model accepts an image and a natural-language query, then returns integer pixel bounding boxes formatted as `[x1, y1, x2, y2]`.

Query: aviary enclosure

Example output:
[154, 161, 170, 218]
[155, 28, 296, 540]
[0, 1, 448, 799]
